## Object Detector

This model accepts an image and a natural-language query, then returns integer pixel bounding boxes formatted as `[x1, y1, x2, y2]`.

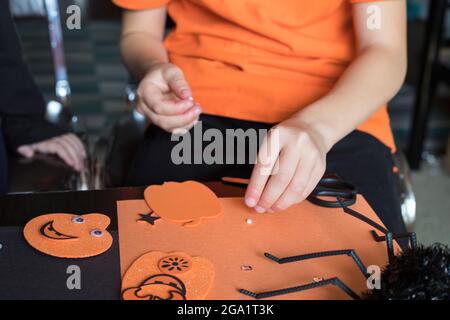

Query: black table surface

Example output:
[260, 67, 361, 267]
[0, 183, 244, 299]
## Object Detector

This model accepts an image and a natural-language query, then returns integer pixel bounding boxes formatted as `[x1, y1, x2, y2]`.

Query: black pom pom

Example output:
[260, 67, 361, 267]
[364, 243, 450, 300]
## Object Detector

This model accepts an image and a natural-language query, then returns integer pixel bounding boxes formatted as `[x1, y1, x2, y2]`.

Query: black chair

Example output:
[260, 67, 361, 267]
[407, 0, 450, 169]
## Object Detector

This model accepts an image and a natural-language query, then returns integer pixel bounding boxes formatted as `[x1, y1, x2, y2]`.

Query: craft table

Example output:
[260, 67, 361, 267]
[0, 183, 243, 300]
[0, 181, 394, 300]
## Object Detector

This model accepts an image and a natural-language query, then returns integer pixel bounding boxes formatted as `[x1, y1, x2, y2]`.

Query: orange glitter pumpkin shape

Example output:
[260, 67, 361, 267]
[122, 251, 214, 300]
[144, 181, 222, 227]
[23, 213, 113, 258]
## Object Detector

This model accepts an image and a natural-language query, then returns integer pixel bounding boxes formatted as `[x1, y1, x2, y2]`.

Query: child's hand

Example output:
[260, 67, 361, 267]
[136, 62, 202, 132]
[244, 118, 329, 213]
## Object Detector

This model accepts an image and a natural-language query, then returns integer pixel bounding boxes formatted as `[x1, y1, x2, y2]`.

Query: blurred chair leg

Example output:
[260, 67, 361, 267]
[407, 0, 447, 169]
[44, 0, 84, 135]
[393, 151, 417, 231]
[44, 0, 71, 107]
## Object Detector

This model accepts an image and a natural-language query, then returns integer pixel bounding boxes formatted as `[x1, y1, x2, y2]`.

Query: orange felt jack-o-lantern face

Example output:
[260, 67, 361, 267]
[122, 251, 214, 300]
[144, 181, 222, 227]
[23, 213, 113, 258]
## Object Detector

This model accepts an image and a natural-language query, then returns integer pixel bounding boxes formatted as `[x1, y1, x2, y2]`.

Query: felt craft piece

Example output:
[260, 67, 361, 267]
[23, 213, 113, 258]
[117, 196, 400, 300]
[221, 177, 250, 186]
[137, 212, 160, 226]
[144, 181, 222, 227]
[121, 251, 214, 300]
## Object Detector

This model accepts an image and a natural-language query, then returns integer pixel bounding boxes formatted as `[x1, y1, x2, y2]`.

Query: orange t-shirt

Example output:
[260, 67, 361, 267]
[113, 0, 396, 150]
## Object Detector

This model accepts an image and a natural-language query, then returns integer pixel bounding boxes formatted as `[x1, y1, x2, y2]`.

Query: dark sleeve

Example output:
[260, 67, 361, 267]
[0, 0, 66, 151]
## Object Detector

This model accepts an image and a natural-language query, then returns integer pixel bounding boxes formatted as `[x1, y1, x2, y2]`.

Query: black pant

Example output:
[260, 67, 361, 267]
[127, 114, 406, 235]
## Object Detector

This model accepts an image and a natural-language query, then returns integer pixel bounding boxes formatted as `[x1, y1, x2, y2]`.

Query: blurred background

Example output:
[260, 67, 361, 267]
[5, 0, 450, 245]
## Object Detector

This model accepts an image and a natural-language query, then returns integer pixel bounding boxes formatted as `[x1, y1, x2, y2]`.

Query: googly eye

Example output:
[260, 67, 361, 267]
[90, 229, 103, 237]
[72, 216, 84, 224]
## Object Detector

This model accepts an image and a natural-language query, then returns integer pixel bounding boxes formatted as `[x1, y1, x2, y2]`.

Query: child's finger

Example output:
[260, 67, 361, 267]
[151, 98, 194, 116]
[142, 85, 194, 115]
[165, 68, 192, 100]
[300, 163, 325, 203]
[271, 155, 316, 211]
[172, 118, 200, 135]
[256, 147, 300, 212]
[244, 131, 281, 210]
[150, 104, 202, 132]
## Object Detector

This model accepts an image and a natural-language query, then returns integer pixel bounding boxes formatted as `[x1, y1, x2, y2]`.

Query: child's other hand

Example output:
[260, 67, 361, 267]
[244, 118, 329, 213]
[136, 62, 202, 132]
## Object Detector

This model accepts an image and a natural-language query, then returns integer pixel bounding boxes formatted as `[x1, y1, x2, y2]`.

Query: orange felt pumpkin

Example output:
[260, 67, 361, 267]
[23, 213, 113, 258]
[144, 181, 222, 227]
[122, 251, 215, 300]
